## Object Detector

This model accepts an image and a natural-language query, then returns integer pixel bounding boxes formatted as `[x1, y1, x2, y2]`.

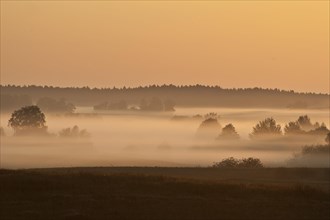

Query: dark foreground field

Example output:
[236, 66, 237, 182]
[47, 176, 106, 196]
[1, 167, 329, 220]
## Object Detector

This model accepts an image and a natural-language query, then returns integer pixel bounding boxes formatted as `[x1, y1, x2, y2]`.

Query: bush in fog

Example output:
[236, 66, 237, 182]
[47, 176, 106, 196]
[300, 145, 330, 155]
[308, 124, 329, 136]
[199, 118, 221, 129]
[296, 115, 312, 131]
[0, 127, 5, 136]
[288, 144, 330, 167]
[8, 106, 48, 136]
[296, 115, 320, 131]
[37, 97, 75, 114]
[284, 122, 304, 135]
[59, 125, 90, 138]
[250, 118, 282, 138]
[238, 157, 264, 168]
[217, 124, 239, 140]
[196, 117, 222, 139]
[212, 157, 238, 168]
[284, 115, 329, 138]
[326, 133, 330, 144]
[212, 157, 264, 168]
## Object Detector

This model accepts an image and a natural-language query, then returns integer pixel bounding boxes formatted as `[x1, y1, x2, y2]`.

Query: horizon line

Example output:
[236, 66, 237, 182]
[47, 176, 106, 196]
[1, 83, 329, 95]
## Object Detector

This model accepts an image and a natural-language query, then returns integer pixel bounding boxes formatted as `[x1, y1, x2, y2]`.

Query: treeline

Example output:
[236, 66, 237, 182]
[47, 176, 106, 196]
[1, 84, 329, 109]
[0, 94, 75, 113]
[94, 97, 175, 112]
[196, 114, 330, 141]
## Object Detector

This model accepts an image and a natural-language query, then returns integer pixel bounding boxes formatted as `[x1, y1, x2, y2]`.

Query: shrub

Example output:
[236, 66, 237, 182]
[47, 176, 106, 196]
[212, 157, 239, 168]
[212, 157, 264, 168]
[59, 125, 90, 138]
[238, 157, 264, 168]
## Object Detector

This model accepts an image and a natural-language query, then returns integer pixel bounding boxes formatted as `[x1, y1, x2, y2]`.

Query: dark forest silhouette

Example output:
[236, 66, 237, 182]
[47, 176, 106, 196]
[1, 84, 328, 111]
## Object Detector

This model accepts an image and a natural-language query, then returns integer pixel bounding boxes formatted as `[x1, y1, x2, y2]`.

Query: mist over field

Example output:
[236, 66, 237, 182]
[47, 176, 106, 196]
[1, 1, 329, 219]
[1, 107, 328, 168]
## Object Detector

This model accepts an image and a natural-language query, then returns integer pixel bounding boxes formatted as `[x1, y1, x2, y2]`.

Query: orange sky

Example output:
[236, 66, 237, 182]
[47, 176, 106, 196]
[1, 1, 329, 93]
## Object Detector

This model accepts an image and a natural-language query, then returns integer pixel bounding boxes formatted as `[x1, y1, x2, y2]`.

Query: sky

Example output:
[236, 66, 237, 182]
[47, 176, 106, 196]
[1, 1, 329, 93]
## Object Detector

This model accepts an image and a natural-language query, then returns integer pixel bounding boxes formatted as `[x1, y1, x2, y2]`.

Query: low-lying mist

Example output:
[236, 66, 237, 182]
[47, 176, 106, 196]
[1, 107, 329, 168]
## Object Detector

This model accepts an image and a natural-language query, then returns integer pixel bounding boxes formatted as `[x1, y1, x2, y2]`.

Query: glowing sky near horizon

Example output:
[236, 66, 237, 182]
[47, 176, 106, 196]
[1, 1, 329, 93]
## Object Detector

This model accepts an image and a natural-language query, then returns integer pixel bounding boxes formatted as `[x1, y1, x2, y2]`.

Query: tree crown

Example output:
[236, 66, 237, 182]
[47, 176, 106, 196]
[8, 106, 46, 130]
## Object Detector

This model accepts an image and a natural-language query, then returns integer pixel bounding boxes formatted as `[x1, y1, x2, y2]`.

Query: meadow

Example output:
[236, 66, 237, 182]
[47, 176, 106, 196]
[1, 167, 329, 220]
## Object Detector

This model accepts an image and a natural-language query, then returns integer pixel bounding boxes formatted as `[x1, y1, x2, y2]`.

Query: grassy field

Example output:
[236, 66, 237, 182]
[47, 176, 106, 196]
[1, 167, 329, 220]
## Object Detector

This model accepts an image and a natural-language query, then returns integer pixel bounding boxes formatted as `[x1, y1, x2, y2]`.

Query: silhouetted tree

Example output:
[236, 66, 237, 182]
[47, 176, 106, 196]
[59, 125, 90, 138]
[8, 106, 47, 136]
[196, 118, 221, 139]
[250, 118, 282, 138]
[284, 121, 304, 135]
[308, 125, 329, 136]
[296, 115, 314, 131]
[217, 124, 239, 140]
[204, 112, 218, 120]
[285, 116, 328, 138]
